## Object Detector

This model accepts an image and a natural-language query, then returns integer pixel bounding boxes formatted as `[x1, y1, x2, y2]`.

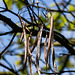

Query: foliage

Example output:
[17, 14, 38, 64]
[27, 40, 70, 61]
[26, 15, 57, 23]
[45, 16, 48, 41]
[5, 0, 24, 9]
[58, 56, 74, 71]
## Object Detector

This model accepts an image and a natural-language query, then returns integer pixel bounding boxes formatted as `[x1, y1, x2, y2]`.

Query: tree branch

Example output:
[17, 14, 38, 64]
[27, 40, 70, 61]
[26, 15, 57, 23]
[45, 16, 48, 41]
[0, 14, 75, 55]
[0, 31, 14, 36]
[0, 33, 16, 56]
[0, 62, 18, 75]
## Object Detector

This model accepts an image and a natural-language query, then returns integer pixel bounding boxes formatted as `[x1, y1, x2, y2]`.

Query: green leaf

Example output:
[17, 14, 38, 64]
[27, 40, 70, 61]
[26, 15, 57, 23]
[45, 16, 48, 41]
[68, 23, 74, 30]
[60, 16, 67, 23]
[58, 65, 62, 71]
[66, 60, 74, 68]
[46, 24, 50, 28]
[39, 15, 48, 23]
[50, 3, 56, 7]
[5, 0, 24, 9]
[69, 5, 75, 11]
[68, 20, 75, 30]
[16, 1, 24, 9]
[34, 72, 38, 75]
[5, 0, 13, 9]
[53, 12, 60, 20]
[15, 61, 20, 66]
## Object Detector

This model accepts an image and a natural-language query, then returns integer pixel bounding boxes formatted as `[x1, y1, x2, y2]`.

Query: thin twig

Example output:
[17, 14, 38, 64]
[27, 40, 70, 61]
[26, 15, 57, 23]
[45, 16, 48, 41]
[0, 31, 14, 36]
[3, 56, 13, 69]
[3, 0, 8, 9]
[33, 5, 75, 13]
[41, 70, 75, 74]
[0, 63, 18, 75]
[0, 33, 16, 56]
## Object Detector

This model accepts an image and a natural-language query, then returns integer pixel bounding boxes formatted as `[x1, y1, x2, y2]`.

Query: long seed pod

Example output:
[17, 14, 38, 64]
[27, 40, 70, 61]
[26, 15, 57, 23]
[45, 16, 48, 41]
[50, 14, 57, 72]
[36, 24, 43, 75]
[44, 33, 47, 70]
[18, 14, 28, 69]
[51, 34, 57, 72]
[28, 32, 33, 75]
[31, 32, 39, 53]
[20, 32, 24, 42]
[22, 22, 28, 69]
[47, 14, 53, 68]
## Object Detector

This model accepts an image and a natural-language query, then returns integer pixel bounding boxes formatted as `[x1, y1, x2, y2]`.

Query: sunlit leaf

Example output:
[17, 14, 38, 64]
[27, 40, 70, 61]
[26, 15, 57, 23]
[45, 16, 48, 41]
[68, 20, 75, 30]
[39, 15, 48, 23]
[21, 68, 29, 75]
[34, 72, 38, 75]
[53, 12, 60, 20]
[60, 16, 67, 23]
[15, 61, 20, 66]
[46, 24, 50, 28]
[69, 5, 75, 11]
[66, 60, 74, 68]
[58, 65, 62, 71]
[50, 3, 56, 7]
[5, 0, 13, 9]
[68, 23, 74, 30]
[16, 1, 24, 9]
[5, 0, 24, 9]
